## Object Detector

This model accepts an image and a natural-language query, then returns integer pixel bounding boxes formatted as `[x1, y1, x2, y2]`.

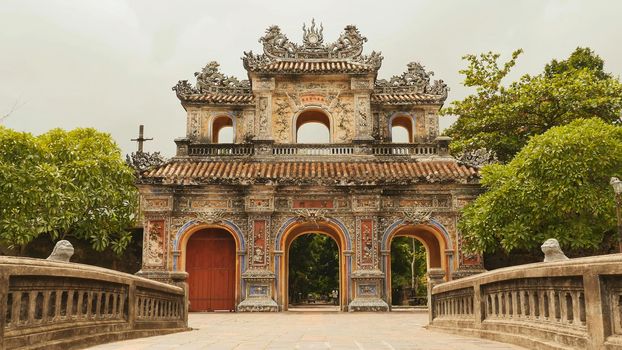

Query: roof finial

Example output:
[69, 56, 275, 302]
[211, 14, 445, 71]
[131, 124, 153, 153]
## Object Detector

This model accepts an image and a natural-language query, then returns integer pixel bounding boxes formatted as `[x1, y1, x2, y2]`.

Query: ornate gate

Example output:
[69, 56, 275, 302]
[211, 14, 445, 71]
[186, 229, 236, 311]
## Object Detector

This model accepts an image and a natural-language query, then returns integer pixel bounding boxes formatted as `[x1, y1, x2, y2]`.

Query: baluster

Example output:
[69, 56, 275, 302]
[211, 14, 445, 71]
[523, 290, 531, 318]
[42, 291, 51, 323]
[578, 292, 586, 326]
[571, 291, 581, 326]
[76, 291, 84, 319]
[10, 291, 20, 326]
[27, 291, 37, 324]
[554, 291, 562, 323]
[86, 291, 93, 318]
[543, 290, 551, 320]
[565, 292, 574, 324]
[55, 290, 63, 320]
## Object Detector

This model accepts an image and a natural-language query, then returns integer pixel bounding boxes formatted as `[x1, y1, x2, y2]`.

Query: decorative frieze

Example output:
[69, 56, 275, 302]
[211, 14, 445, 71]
[143, 197, 171, 211]
[246, 197, 274, 212]
[144, 220, 166, 268]
[249, 218, 270, 267]
[356, 217, 377, 269]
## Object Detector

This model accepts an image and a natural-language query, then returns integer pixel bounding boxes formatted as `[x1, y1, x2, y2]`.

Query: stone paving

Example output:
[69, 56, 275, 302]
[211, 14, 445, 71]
[88, 310, 525, 350]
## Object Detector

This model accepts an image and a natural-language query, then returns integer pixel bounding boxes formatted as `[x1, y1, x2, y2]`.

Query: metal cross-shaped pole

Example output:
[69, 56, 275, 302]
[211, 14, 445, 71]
[131, 125, 153, 153]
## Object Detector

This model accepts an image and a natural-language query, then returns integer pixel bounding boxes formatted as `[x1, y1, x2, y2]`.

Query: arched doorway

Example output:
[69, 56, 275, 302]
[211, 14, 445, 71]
[294, 109, 331, 143]
[382, 223, 451, 308]
[275, 220, 350, 311]
[211, 116, 234, 143]
[288, 233, 339, 310]
[389, 236, 428, 307]
[390, 115, 414, 143]
[186, 228, 236, 311]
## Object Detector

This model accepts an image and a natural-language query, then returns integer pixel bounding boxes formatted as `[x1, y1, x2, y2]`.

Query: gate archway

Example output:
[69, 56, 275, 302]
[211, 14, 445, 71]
[381, 219, 453, 307]
[176, 222, 245, 312]
[274, 218, 351, 311]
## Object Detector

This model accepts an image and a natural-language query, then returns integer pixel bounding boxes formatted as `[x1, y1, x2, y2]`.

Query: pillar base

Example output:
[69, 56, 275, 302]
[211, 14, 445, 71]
[348, 297, 389, 312]
[348, 269, 389, 312]
[238, 269, 278, 312]
[237, 297, 278, 312]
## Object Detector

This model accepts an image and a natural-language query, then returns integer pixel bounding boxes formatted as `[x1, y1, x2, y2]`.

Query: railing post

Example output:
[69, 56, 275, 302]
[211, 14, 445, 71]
[0, 271, 8, 350]
[583, 272, 606, 349]
[473, 282, 483, 328]
[128, 281, 136, 330]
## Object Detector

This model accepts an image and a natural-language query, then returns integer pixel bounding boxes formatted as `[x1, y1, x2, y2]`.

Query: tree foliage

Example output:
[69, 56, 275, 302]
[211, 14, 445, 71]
[460, 118, 622, 253]
[444, 47, 622, 162]
[0, 127, 138, 254]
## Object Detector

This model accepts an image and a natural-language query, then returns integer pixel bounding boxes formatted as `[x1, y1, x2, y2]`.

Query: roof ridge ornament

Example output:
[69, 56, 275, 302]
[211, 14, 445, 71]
[375, 61, 449, 101]
[243, 22, 383, 71]
[302, 19, 324, 48]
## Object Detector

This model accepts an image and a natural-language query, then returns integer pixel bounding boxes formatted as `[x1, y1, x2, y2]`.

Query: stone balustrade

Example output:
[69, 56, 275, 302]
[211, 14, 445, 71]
[429, 254, 622, 350]
[183, 142, 442, 158]
[0, 256, 188, 350]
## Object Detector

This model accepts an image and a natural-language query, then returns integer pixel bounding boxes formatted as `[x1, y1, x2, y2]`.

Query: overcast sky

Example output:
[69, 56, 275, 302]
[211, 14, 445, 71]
[1, 0, 621, 157]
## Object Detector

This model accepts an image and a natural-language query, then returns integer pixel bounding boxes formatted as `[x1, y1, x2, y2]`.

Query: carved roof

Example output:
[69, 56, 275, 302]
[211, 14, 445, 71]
[371, 93, 445, 105]
[172, 23, 448, 105]
[140, 160, 479, 185]
[172, 61, 252, 103]
[242, 20, 383, 73]
[374, 62, 449, 103]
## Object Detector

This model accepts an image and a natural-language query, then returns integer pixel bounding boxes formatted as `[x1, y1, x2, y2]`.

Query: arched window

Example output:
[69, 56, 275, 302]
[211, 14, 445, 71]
[295, 110, 330, 144]
[212, 116, 233, 143]
[390, 115, 414, 143]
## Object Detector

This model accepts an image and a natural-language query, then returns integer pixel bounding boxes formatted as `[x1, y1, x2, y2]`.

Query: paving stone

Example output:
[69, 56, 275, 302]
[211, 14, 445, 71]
[87, 312, 525, 350]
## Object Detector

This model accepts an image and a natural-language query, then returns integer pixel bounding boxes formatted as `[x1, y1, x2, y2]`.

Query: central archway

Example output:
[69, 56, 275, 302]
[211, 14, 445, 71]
[274, 218, 351, 311]
[287, 233, 339, 310]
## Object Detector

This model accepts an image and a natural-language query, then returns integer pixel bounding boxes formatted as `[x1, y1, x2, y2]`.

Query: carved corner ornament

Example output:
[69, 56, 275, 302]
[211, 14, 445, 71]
[401, 209, 433, 225]
[195, 210, 227, 225]
[374, 61, 449, 102]
[294, 208, 327, 227]
[172, 61, 251, 97]
[457, 148, 498, 168]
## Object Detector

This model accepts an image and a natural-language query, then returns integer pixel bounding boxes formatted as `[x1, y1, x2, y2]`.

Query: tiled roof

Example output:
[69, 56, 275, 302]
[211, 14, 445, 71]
[179, 92, 442, 106]
[246, 60, 377, 74]
[181, 93, 254, 105]
[142, 160, 479, 185]
[371, 93, 444, 105]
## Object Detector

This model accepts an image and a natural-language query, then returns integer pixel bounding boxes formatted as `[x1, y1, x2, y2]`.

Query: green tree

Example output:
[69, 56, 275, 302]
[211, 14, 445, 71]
[444, 47, 622, 162]
[390, 236, 427, 298]
[460, 118, 622, 253]
[0, 127, 138, 254]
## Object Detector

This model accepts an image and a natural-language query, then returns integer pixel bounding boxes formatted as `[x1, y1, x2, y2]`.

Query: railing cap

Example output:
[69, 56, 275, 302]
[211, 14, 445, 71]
[433, 253, 622, 294]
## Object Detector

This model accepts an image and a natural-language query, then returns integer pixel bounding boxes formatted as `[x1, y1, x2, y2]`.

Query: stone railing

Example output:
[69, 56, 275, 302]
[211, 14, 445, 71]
[372, 143, 437, 156]
[429, 254, 622, 350]
[188, 143, 253, 156]
[0, 256, 188, 350]
[180, 142, 443, 158]
[272, 143, 355, 156]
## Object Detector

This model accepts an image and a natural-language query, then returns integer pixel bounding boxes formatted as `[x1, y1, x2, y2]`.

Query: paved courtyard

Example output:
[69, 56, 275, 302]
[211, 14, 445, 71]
[87, 310, 525, 350]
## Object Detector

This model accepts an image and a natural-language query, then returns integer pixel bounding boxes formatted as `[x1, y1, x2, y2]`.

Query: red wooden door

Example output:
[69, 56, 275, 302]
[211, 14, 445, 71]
[186, 230, 236, 311]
